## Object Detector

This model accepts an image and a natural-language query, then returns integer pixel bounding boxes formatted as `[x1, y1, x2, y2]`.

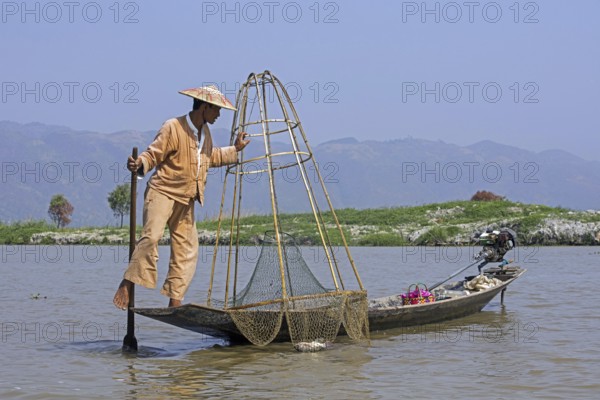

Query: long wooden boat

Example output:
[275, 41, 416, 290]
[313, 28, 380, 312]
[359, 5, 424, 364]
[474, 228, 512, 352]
[134, 266, 526, 343]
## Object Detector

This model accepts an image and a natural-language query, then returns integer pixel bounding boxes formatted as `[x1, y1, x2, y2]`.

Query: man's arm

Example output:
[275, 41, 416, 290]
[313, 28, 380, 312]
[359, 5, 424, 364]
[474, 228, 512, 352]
[209, 132, 249, 167]
[128, 120, 176, 175]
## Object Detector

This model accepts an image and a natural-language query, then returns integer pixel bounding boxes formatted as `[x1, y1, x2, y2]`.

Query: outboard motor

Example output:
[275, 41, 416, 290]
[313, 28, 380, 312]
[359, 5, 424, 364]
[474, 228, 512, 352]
[475, 228, 517, 267]
[430, 228, 518, 291]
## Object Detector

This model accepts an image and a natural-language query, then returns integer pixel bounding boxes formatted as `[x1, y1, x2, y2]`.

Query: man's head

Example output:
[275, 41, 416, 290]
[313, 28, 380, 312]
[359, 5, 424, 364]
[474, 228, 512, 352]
[192, 99, 221, 124]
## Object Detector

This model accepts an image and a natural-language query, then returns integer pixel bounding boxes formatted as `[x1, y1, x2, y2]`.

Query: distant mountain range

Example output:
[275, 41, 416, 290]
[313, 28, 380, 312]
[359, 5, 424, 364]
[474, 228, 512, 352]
[1, 120, 599, 226]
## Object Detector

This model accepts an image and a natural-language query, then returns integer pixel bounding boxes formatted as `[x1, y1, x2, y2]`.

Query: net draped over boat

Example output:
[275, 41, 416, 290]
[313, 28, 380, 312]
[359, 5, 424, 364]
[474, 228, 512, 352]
[207, 71, 369, 348]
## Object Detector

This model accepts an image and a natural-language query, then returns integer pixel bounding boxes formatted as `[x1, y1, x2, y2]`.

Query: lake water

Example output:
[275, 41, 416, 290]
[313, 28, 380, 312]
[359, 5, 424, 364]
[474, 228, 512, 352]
[1, 245, 599, 399]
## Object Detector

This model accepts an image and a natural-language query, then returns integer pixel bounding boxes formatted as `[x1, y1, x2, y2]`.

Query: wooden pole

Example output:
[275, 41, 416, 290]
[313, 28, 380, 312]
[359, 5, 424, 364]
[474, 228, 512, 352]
[429, 260, 487, 291]
[122, 147, 138, 352]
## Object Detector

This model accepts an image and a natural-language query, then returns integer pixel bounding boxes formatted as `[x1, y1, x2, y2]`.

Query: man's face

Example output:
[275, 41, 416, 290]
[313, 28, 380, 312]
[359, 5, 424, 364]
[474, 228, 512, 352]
[204, 105, 221, 124]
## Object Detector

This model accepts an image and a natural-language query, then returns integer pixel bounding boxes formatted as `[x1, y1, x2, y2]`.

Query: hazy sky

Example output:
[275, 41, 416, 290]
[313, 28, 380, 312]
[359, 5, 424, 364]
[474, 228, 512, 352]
[1, 0, 599, 160]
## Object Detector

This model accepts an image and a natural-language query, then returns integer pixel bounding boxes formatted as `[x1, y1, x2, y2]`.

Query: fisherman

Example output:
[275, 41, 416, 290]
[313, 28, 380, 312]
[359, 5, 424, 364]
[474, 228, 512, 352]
[113, 85, 249, 309]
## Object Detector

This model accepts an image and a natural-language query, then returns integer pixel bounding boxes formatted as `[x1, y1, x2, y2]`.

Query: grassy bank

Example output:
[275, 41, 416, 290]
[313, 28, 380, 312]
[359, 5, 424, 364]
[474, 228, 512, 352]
[195, 200, 600, 246]
[2, 200, 599, 245]
[0, 220, 57, 244]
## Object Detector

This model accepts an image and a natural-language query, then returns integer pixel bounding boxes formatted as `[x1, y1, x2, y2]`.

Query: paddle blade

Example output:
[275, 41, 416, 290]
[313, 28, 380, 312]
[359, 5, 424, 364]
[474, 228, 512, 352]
[122, 333, 138, 352]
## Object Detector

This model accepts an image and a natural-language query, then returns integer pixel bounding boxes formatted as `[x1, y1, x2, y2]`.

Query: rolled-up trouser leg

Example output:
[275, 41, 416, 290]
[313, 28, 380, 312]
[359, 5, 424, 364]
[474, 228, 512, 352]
[160, 198, 198, 300]
[124, 187, 174, 288]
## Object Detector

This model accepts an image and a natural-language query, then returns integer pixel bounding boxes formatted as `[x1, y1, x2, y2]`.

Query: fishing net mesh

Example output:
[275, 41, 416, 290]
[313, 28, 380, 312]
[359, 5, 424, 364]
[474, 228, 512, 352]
[225, 234, 369, 346]
[343, 291, 370, 341]
[228, 304, 284, 346]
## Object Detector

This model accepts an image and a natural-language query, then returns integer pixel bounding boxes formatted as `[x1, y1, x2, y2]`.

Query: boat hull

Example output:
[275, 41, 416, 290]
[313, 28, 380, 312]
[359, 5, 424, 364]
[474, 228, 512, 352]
[134, 267, 526, 343]
[368, 280, 508, 331]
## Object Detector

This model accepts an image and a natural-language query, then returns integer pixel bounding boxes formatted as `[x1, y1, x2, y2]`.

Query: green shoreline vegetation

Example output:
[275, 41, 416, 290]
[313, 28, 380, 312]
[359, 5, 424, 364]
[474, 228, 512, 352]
[2, 200, 599, 246]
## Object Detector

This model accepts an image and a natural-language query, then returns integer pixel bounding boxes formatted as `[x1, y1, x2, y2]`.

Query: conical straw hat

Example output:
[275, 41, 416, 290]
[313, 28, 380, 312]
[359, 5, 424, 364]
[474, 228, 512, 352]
[178, 85, 237, 111]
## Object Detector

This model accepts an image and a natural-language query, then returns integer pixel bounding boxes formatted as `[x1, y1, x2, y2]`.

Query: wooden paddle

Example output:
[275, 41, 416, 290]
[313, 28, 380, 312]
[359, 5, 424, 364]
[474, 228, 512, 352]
[122, 147, 138, 352]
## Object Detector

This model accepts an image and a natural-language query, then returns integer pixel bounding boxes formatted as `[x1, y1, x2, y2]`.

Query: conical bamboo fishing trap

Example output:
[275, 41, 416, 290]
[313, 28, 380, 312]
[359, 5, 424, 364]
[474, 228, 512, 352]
[206, 71, 369, 347]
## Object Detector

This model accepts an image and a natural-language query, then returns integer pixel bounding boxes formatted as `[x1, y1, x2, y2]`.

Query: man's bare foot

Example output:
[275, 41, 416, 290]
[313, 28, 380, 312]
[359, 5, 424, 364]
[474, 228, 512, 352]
[113, 279, 133, 310]
[168, 298, 182, 308]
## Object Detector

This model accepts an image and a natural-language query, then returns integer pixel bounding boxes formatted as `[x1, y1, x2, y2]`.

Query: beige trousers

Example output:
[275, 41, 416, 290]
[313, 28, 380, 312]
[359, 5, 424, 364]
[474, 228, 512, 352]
[123, 187, 198, 300]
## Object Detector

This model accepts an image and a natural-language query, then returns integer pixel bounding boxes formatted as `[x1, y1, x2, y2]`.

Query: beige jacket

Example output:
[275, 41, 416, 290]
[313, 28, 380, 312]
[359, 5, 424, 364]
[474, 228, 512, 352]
[139, 114, 237, 205]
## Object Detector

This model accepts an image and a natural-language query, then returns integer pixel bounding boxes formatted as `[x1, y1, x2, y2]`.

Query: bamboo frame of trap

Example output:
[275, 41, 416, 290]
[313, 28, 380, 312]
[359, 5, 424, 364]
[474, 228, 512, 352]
[204, 71, 368, 345]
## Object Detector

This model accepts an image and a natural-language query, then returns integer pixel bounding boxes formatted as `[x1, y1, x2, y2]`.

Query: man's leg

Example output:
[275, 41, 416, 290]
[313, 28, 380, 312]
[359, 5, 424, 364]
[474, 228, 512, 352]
[113, 187, 174, 309]
[160, 199, 198, 306]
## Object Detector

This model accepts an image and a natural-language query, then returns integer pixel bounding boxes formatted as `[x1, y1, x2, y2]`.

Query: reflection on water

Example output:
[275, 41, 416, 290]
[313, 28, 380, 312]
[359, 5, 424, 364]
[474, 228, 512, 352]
[114, 343, 374, 399]
[1, 246, 599, 398]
